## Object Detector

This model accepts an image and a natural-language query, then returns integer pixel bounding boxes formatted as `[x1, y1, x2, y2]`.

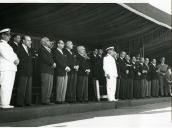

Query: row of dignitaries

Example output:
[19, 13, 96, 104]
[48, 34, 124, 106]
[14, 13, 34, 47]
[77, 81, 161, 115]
[115, 52, 170, 100]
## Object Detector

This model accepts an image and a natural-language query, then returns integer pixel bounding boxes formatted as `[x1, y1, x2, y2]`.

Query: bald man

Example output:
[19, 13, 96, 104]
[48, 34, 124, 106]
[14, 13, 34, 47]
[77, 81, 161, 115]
[38, 37, 56, 105]
[76, 46, 90, 102]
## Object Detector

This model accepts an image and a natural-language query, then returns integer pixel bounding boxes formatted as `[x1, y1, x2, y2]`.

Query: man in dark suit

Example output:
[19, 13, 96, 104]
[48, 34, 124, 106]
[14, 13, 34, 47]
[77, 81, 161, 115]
[38, 37, 56, 105]
[9, 34, 21, 105]
[139, 57, 149, 98]
[16, 35, 33, 107]
[53, 40, 70, 104]
[144, 58, 151, 97]
[10, 34, 21, 55]
[96, 49, 106, 98]
[89, 49, 98, 101]
[117, 51, 127, 99]
[124, 55, 132, 99]
[149, 59, 159, 97]
[64, 41, 79, 103]
[76, 46, 90, 102]
[130, 56, 137, 99]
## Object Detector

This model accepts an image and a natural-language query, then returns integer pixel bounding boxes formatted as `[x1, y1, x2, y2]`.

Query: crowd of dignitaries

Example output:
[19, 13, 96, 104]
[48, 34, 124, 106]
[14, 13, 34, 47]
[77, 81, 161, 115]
[0, 28, 172, 109]
[90, 48, 172, 101]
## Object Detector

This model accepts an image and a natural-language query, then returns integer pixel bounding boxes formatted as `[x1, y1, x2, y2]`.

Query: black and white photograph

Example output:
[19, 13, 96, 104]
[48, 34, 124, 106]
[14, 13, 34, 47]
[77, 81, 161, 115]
[0, 0, 171, 127]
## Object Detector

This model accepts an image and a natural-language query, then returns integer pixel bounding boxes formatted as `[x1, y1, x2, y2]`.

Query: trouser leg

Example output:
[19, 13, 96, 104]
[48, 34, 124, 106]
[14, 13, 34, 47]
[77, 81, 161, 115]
[56, 76, 64, 102]
[0, 71, 16, 107]
[17, 77, 27, 106]
[106, 77, 117, 101]
[41, 73, 50, 103]
[25, 77, 32, 105]
[62, 75, 68, 102]
[83, 77, 88, 101]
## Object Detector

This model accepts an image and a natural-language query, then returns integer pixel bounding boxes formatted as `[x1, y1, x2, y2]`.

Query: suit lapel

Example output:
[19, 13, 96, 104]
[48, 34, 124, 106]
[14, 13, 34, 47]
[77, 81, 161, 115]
[21, 45, 29, 56]
[42, 46, 51, 57]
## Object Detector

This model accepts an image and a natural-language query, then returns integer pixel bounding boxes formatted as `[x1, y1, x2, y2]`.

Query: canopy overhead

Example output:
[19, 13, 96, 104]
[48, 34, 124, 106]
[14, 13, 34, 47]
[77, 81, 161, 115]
[122, 3, 171, 29]
[0, 3, 171, 63]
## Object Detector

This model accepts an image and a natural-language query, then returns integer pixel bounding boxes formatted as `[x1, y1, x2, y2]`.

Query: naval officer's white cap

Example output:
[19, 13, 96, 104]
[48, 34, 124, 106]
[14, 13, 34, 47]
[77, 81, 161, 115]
[105, 46, 114, 51]
[0, 28, 11, 34]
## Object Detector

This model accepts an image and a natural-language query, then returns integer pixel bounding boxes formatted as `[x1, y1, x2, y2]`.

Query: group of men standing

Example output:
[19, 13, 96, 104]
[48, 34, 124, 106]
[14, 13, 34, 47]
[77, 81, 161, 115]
[115, 52, 170, 100]
[0, 28, 171, 109]
[0, 28, 91, 109]
[91, 47, 171, 102]
[0, 29, 33, 108]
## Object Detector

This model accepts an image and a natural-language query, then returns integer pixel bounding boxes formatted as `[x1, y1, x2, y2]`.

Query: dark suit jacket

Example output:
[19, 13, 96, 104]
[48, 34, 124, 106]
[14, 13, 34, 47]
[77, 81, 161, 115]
[10, 42, 20, 55]
[53, 49, 68, 76]
[63, 49, 77, 73]
[90, 54, 98, 78]
[149, 63, 158, 80]
[17, 44, 33, 77]
[124, 60, 133, 79]
[130, 62, 137, 79]
[38, 46, 54, 74]
[76, 54, 90, 76]
[96, 55, 105, 80]
[117, 58, 127, 78]
[139, 63, 149, 79]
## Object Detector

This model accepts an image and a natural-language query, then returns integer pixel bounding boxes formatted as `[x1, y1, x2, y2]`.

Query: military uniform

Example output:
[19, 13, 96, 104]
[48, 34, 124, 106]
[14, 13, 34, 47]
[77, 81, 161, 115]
[0, 33, 18, 108]
[103, 54, 118, 101]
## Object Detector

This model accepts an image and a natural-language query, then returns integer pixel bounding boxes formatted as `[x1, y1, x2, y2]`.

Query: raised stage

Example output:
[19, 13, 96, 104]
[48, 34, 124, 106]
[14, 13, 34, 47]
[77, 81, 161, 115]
[0, 97, 171, 124]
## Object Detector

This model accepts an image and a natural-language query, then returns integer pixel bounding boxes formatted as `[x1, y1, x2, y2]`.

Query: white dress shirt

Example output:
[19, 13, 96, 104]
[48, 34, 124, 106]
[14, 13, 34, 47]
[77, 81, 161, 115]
[43, 46, 51, 53]
[57, 48, 63, 55]
[14, 41, 18, 46]
[0, 39, 18, 72]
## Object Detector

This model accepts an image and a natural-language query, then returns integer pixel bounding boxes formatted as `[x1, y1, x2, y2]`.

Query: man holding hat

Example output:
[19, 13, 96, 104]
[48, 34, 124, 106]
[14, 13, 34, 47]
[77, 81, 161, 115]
[0, 28, 19, 109]
[103, 46, 118, 101]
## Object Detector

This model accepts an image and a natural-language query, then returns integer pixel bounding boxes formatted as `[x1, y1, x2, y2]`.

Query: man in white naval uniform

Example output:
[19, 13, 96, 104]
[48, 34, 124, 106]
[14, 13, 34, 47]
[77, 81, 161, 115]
[103, 46, 118, 101]
[0, 28, 19, 109]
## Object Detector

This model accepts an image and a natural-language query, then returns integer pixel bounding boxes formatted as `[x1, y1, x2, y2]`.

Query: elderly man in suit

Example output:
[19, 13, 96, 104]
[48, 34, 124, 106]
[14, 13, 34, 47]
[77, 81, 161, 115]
[103, 46, 118, 101]
[76, 46, 90, 102]
[38, 37, 56, 105]
[117, 51, 127, 99]
[144, 58, 151, 97]
[150, 59, 159, 97]
[16, 35, 33, 107]
[64, 41, 79, 103]
[0, 28, 19, 109]
[53, 40, 70, 104]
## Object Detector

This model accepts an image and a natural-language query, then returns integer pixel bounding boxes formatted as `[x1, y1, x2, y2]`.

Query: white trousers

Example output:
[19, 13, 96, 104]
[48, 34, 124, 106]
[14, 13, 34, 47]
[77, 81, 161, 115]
[106, 76, 117, 101]
[0, 71, 16, 107]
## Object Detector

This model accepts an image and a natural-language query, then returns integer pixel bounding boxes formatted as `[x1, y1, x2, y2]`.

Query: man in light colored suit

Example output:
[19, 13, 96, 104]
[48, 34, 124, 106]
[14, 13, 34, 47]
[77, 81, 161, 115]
[53, 40, 70, 104]
[0, 28, 19, 109]
[103, 46, 118, 101]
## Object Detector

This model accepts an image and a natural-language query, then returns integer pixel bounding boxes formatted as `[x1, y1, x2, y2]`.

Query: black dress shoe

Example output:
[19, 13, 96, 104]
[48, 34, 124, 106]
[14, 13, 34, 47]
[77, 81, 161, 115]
[16, 105, 24, 107]
[55, 101, 62, 104]
[42, 103, 49, 105]
[25, 104, 33, 106]
[61, 102, 67, 104]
